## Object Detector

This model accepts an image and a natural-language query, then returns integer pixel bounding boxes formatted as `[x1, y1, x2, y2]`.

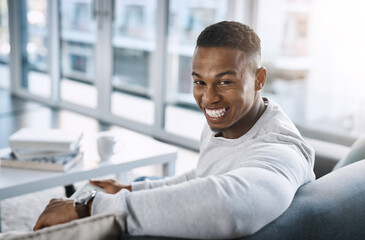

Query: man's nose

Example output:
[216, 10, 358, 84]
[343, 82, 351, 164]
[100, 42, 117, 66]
[202, 86, 220, 105]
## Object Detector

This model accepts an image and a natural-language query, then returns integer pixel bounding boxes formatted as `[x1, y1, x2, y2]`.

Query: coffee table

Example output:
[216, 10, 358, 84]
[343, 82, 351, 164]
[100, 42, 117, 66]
[0, 129, 177, 232]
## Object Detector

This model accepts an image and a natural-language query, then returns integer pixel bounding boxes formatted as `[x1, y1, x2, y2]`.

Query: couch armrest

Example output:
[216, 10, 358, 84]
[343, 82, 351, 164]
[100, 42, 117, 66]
[0, 212, 125, 240]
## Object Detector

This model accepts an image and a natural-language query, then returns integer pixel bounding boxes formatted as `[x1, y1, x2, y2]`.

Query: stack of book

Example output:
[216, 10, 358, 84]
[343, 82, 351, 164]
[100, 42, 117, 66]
[0, 128, 84, 171]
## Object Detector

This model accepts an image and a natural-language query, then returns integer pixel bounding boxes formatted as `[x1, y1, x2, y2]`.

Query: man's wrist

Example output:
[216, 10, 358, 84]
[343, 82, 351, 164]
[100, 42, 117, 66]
[87, 197, 94, 216]
[74, 190, 97, 218]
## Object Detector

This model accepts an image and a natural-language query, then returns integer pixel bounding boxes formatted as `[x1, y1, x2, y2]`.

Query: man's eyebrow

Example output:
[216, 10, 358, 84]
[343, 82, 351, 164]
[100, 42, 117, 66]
[216, 70, 237, 78]
[192, 71, 237, 78]
[191, 72, 201, 78]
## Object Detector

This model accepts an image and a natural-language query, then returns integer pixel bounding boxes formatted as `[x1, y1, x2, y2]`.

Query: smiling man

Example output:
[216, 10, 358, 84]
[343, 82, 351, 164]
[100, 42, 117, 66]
[34, 21, 315, 239]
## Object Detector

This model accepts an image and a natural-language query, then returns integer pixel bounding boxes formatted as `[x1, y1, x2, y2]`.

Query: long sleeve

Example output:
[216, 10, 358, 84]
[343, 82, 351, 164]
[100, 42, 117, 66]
[131, 169, 196, 191]
[92, 165, 297, 239]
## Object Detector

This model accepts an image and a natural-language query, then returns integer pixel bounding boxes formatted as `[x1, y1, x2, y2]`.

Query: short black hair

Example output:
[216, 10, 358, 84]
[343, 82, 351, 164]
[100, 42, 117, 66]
[196, 21, 261, 59]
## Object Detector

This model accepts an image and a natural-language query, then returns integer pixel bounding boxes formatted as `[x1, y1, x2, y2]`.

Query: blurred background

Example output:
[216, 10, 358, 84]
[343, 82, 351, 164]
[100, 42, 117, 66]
[1, 0, 365, 150]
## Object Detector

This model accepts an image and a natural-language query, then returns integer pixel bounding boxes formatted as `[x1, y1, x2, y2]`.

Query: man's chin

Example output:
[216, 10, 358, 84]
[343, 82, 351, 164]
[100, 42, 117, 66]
[209, 126, 225, 133]
[206, 121, 227, 134]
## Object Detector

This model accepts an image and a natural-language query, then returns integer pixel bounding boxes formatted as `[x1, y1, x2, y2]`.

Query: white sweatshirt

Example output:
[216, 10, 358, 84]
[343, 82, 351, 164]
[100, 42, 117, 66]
[92, 98, 315, 239]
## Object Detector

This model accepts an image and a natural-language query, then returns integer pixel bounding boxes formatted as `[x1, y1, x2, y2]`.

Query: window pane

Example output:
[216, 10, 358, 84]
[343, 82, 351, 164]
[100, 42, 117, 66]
[22, 0, 50, 97]
[164, 0, 228, 140]
[59, 0, 97, 109]
[110, 0, 157, 125]
[0, 0, 10, 89]
[257, 0, 365, 138]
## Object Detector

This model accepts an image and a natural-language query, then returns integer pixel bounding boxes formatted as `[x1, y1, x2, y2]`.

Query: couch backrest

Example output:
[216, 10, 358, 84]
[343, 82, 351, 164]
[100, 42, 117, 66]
[243, 159, 365, 240]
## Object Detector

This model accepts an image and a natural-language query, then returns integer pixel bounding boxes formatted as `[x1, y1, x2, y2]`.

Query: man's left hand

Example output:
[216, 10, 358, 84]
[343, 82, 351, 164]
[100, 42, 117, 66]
[33, 198, 79, 231]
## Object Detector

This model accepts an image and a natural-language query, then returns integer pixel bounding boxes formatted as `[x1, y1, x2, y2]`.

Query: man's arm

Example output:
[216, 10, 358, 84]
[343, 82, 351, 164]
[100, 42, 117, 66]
[131, 169, 196, 191]
[89, 169, 197, 193]
[33, 169, 197, 230]
[92, 166, 297, 239]
[33, 166, 292, 236]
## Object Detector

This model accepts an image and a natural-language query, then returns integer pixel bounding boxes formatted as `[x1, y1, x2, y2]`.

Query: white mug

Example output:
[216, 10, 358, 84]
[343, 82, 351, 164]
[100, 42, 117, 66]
[97, 134, 123, 161]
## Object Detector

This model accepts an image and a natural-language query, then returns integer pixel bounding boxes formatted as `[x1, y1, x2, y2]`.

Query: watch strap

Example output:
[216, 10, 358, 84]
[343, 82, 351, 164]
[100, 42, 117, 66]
[75, 202, 91, 218]
[74, 190, 97, 218]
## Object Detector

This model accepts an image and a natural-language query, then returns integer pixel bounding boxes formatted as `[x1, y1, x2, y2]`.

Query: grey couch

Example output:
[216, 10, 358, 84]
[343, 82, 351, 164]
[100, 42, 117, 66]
[2, 136, 365, 240]
[1, 159, 365, 240]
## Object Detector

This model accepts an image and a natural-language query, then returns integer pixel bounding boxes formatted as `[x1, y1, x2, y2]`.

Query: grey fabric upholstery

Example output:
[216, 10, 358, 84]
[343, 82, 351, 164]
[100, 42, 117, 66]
[2, 161, 365, 240]
[0, 213, 125, 240]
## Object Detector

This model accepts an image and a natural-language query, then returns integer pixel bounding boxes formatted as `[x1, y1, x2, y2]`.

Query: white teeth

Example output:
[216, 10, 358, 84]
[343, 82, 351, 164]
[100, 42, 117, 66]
[205, 108, 226, 118]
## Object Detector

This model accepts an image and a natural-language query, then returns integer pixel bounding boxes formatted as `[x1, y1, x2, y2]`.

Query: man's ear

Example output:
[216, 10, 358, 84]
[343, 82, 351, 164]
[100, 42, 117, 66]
[255, 67, 267, 90]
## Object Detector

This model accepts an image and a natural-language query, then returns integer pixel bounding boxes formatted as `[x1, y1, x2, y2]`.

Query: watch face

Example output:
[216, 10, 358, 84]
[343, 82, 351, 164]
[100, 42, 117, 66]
[77, 190, 93, 202]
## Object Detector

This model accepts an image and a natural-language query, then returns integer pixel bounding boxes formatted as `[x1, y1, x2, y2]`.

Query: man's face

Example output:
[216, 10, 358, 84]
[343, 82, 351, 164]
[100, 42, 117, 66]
[192, 47, 259, 138]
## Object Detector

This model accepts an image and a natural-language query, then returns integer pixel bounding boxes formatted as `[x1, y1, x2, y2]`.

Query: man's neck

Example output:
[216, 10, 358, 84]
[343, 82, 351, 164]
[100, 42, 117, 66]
[218, 98, 267, 139]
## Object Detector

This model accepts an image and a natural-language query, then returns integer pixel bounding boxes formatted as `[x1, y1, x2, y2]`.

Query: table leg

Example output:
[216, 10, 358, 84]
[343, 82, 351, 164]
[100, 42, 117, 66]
[163, 160, 175, 177]
[64, 184, 76, 198]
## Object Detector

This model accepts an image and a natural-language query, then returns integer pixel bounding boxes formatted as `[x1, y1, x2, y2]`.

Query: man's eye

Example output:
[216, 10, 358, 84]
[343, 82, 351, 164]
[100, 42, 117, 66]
[219, 80, 231, 85]
[193, 80, 205, 85]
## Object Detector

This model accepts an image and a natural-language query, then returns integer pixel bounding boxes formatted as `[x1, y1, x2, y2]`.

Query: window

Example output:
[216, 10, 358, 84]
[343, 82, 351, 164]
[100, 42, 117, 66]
[7, 0, 364, 150]
[164, 0, 228, 140]
[0, 0, 10, 89]
[257, 0, 365, 142]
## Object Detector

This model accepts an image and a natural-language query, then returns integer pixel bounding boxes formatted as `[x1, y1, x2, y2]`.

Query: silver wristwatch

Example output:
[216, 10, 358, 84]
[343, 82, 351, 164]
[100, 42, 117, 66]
[74, 190, 97, 218]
